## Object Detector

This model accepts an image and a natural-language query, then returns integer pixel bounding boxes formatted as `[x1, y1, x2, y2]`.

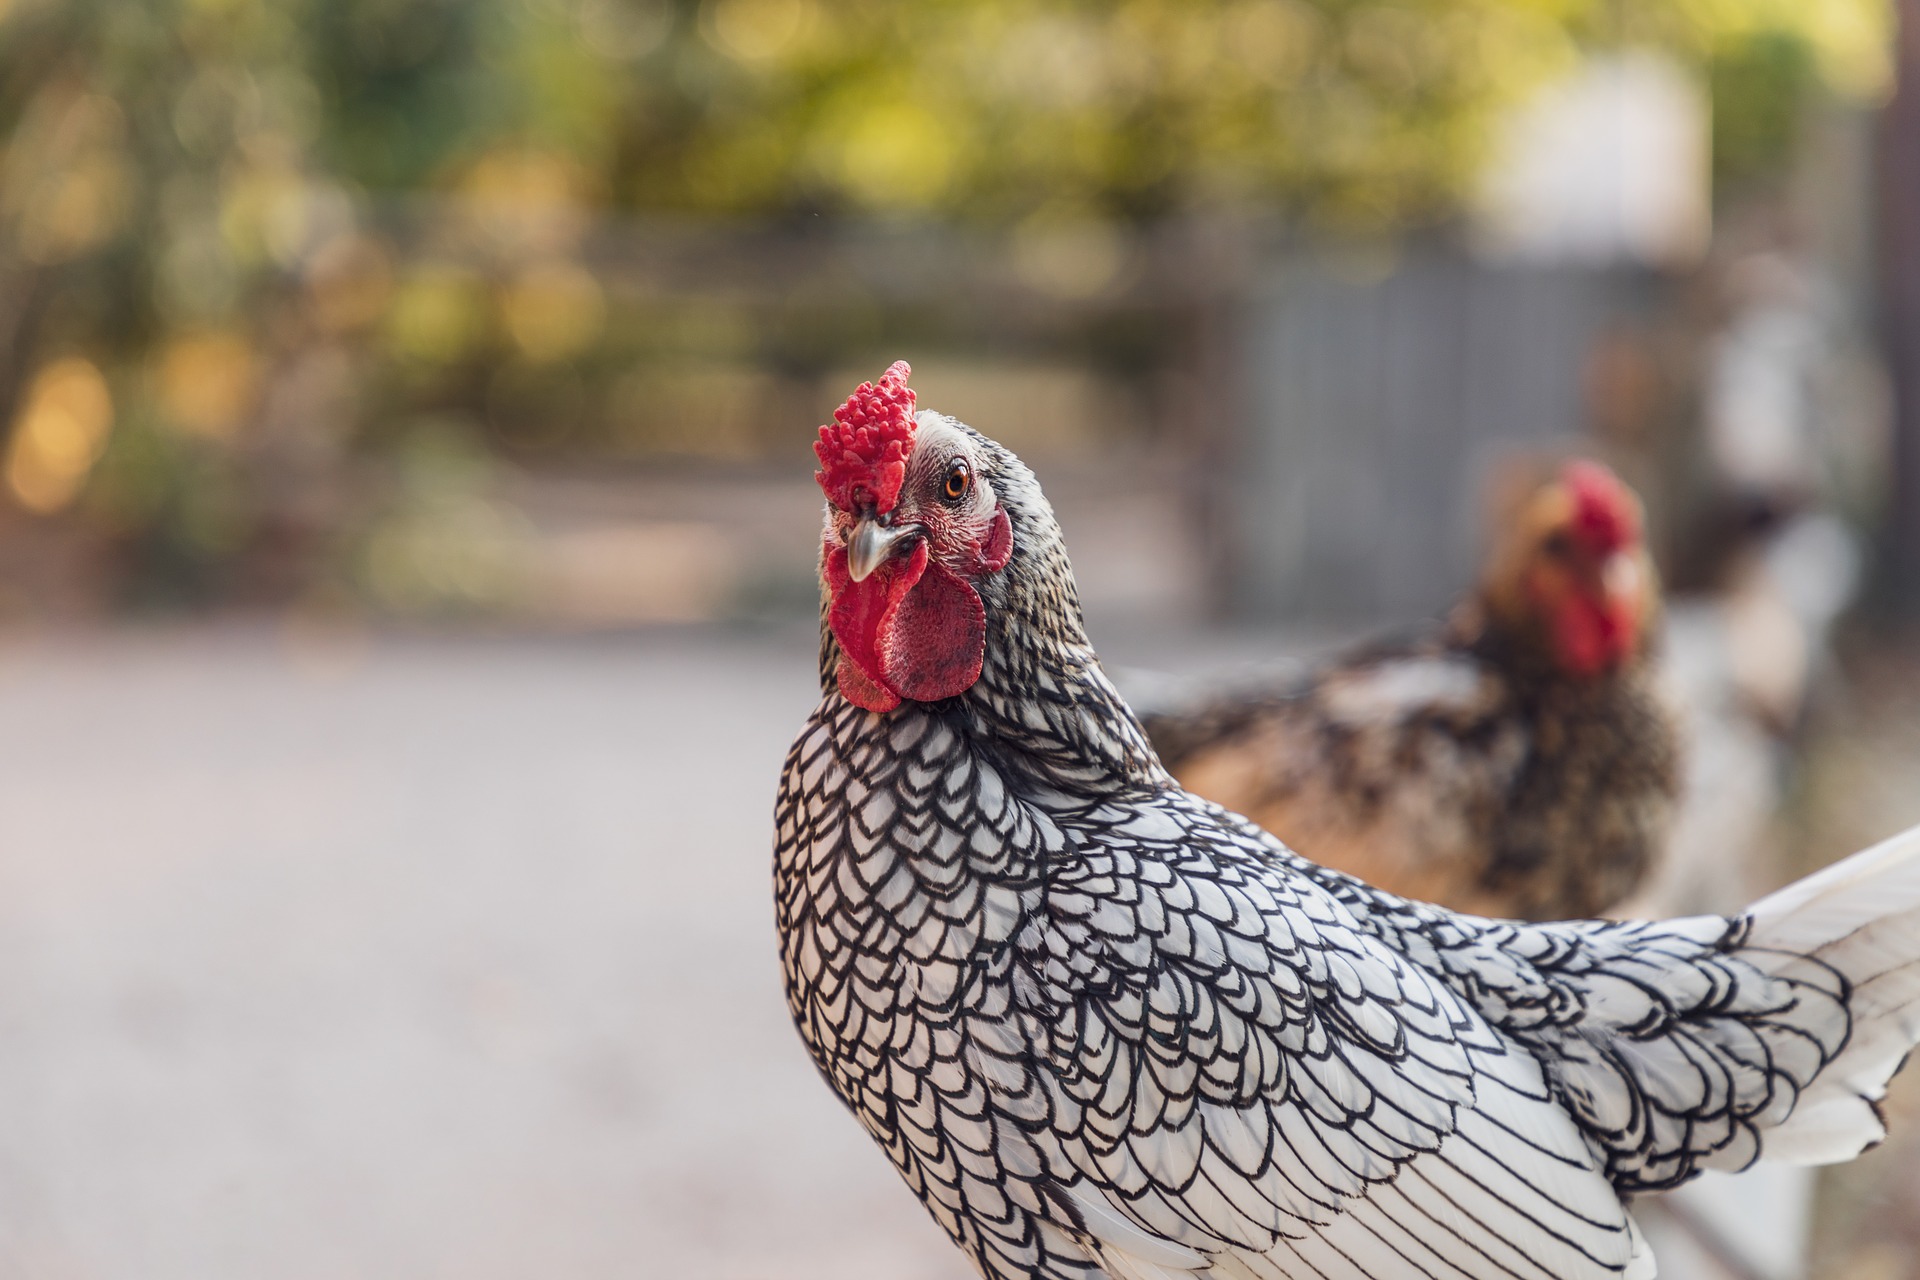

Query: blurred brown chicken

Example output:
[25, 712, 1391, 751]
[1144, 461, 1680, 921]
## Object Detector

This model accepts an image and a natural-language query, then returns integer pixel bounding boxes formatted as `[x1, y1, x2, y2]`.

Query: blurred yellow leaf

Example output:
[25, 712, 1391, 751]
[18, 152, 133, 264]
[503, 261, 605, 363]
[159, 334, 258, 439]
[822, 97, 962, 211]
[387, 266, 488, 365]
[221, 157, 316, 267]
[458, 148, 594, 257]
[7, 359, 114, 515]
[9, 93, 133, 265]
[703, 0, 818, 63]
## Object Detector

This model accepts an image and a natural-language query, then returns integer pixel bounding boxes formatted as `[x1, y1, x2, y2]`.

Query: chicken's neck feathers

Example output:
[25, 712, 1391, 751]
[817, 445, 1168, 802]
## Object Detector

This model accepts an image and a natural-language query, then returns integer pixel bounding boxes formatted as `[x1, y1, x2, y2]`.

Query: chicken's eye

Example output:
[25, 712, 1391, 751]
[942, 460, 971, 504]
[1542, 530, 1573, 559]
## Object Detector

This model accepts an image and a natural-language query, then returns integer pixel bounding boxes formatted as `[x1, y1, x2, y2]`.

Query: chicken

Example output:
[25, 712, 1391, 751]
[1143, 461, 1679, 920]
[774, 361, 1920, 1280]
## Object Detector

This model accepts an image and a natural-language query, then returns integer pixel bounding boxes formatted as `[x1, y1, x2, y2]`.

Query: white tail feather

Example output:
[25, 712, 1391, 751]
[1060, 1182, 1210, 1274]
[1624, 1214, 1657, 1280]
[1742, 822, 1920, 1165]
[1748, 822, 1920, 939]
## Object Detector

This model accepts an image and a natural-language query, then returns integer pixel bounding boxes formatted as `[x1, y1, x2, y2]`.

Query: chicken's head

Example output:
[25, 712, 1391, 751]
[1483, 460, 1655, 679]
[814, 361, 1014, 712]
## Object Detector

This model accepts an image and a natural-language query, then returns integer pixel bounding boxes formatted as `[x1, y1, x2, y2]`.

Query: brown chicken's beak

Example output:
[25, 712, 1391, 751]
[846, 516, 917, 583]
[1601, 551, 1642, 607]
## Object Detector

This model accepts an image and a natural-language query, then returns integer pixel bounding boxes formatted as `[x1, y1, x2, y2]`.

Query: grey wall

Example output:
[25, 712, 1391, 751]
[1228, 250, 1658, 623]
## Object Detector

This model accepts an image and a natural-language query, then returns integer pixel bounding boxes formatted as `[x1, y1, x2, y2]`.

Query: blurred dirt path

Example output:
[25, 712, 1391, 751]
[0, 625, 969, 1280]
[4, 622, 1907, 1280]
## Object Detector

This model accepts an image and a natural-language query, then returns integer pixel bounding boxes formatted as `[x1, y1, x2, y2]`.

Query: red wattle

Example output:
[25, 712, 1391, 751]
[824, 537, 989, 711]
[1554, 594, 1631, 678]
[877, 557, 987, 702]
[836, 656, 900, 712]
[825, 541, 923, 711]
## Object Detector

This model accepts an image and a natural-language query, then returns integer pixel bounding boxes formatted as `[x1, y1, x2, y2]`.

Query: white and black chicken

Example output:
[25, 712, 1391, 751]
[773, 362, 1920, 1280]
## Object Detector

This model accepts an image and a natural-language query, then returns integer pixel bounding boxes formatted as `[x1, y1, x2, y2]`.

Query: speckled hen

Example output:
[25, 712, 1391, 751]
[773, 362, 1920, 1280]
[1142, 462, 1679, 921]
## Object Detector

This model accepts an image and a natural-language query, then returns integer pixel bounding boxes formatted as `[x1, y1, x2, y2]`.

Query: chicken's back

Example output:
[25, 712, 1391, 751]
[1144, 635, 1679, 920]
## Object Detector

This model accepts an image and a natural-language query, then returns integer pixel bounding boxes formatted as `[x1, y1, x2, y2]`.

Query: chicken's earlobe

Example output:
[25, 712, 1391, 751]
[979, 507, 1013, 574]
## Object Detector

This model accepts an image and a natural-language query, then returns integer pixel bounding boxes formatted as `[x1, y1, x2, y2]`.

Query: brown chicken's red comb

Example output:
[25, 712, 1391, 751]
[815, 361, 917, 514]
[1564, 461, 1639, 555]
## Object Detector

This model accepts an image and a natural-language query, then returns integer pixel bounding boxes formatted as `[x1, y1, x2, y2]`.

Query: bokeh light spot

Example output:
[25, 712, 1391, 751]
[1011, 208, 1129, 300]
[306, 233, 396, 334]
[578, 0, 673, 60]
[703, 0, 815, 63]
[459, 148, 593, 257]
[503, 261, 606, 363]
[387, 266, 488, 366]
[829, 99, 958, 211]
[159, 334, 259, 440]
[6, 359, 114, 515]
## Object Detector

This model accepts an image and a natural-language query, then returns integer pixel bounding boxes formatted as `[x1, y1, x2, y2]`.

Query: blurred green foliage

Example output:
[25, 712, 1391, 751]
[0, 0, 1891, 612]
[1710, 28, 1824, 195]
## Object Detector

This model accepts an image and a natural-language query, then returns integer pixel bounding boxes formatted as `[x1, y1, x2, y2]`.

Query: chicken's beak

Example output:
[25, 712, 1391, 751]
[1601, 551, 1642, 607]
[846, 516, 916, 583]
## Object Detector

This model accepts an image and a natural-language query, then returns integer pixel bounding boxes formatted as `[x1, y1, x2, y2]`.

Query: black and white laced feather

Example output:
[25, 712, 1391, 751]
[773, 415, 1920, 1280]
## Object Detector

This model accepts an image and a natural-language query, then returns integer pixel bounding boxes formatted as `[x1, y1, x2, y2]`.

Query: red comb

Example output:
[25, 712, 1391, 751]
[815, 361, 917, 513]
[1564, 460, 1639, 556]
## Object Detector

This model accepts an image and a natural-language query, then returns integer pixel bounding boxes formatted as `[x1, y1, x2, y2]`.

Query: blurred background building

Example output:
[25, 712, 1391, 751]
[1, 1, 1919, 1278]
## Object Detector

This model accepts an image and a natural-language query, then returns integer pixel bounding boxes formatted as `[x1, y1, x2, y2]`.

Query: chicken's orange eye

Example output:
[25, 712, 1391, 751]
[942, 460, 970, 503]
